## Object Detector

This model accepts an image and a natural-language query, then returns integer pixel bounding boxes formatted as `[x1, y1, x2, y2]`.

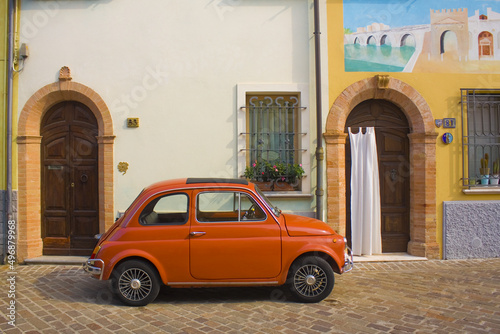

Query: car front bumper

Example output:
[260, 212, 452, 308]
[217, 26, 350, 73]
[83, 258, 105, 280]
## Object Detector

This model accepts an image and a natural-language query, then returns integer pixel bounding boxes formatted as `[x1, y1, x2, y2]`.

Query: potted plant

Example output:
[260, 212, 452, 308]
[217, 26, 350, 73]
[480, 153, 490, 185]
[244, 160, 305, 191]
[491, 158, 500, 185]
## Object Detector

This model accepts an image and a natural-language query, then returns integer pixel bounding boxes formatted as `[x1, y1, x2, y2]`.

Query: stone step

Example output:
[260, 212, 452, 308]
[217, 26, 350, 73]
[24, 256, 87, 265]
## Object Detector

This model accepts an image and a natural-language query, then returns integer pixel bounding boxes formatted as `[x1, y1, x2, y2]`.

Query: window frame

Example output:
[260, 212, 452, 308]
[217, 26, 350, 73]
[461, 88, 500, 193]
[245, 93, 302, 167]
[237, 84, 311, 196]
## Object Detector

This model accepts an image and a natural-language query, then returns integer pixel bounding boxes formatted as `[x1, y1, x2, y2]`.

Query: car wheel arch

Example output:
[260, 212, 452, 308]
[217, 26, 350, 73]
[287, 251, 340, 276]
[110, 255, 167, 284]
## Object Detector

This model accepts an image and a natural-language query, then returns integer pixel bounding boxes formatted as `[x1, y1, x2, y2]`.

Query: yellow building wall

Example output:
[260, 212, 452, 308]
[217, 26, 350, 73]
[327, 1, 500, 258]
[1, 1, 7, 191]
[0, 1, 18, 191]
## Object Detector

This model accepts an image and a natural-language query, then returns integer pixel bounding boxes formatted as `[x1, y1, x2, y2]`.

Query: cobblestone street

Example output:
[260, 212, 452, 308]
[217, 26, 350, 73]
[1, 259, 500, 333]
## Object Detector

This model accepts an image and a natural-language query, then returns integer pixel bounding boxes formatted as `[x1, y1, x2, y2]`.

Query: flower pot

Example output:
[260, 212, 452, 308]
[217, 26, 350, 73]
[252, 179, 299, 191]
[252, 180, 274, 191]
[481, 175, 490, 185]
[479, 168, 490, 176]
[490, 175, 500, 185]
[273, 179, 297, 191]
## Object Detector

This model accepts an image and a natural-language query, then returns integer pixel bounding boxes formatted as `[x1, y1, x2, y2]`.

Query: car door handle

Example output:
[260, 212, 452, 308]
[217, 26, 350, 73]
[190, 231, 206, 236]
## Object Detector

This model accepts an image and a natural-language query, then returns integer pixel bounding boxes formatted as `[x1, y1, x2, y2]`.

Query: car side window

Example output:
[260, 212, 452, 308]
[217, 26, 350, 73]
[197, 191, 266, 223]
[140, 193, 189, 225]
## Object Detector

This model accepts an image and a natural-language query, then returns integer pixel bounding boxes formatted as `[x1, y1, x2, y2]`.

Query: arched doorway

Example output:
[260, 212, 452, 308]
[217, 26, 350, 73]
[441, 30, 458, 54]
[324, 76, 440, 259]
[345, 99, 410, 252]
[17, 69, 115, 262]
[41, 101, 99, 255]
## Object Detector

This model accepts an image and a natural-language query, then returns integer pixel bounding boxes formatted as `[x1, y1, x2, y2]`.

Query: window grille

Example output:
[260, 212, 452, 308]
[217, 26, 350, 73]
[242, 94, 305, 166]
[461, 89, 500, 188]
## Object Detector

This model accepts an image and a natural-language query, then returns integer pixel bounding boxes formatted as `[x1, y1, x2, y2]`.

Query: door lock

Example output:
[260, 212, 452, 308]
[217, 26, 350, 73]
[71, 182, 75, 188]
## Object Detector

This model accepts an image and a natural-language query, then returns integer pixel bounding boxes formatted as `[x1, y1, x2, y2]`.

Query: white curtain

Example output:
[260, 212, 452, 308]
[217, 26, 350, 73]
[348, 127, 382, 256]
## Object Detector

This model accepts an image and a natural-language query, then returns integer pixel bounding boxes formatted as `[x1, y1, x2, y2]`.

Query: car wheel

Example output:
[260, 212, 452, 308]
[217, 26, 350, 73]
[287, 256, 334, 303]
[112, 260, 160, 306]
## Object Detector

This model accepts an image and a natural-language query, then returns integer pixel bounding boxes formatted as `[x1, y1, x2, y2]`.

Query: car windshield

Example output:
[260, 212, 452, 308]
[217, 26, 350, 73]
[255, 187, 281, 217]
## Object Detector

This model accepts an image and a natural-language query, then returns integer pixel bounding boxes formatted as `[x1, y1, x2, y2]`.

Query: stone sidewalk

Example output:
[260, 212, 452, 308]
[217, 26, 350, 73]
[1, 259, 500, 333]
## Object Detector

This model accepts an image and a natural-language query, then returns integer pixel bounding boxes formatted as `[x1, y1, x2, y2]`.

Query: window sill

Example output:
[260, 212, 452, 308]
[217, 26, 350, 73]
[264, 191, 313, 199]
[463, 186, 500, 195]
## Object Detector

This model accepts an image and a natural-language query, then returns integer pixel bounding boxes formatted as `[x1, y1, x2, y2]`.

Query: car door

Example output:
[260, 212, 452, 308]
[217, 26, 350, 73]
[133, 191, 192, 282]
[189, 189, 282, 280]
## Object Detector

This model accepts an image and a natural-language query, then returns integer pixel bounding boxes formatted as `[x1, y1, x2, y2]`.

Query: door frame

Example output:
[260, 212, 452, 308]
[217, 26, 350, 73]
[17, 68, 115, 261]
[324, 76, 440, 259]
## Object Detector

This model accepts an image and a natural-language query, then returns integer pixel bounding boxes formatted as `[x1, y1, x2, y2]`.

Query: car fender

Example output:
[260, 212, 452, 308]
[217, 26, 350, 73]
[280, 243, 344, 283]
[103, 249, 169, 284]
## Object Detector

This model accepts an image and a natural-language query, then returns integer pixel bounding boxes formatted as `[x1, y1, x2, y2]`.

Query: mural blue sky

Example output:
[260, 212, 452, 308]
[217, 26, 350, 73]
[344, 0, 500, 31]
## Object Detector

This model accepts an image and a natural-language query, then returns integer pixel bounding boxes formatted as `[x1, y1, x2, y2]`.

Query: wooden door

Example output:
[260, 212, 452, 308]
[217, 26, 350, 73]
[345, 99, 410, 253]
[41, 101, 99, 256]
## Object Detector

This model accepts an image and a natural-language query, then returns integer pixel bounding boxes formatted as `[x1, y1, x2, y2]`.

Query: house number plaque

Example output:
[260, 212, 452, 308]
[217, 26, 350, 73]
[443, 118, 456, 128]
[127, 118, 139, 128]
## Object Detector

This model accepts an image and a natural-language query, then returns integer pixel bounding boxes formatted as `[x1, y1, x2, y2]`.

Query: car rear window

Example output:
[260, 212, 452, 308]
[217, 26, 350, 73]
[139, 193, 189, 225]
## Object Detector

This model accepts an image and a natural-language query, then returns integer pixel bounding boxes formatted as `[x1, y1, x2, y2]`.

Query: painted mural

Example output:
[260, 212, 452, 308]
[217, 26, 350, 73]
[344, 0, 500, 72]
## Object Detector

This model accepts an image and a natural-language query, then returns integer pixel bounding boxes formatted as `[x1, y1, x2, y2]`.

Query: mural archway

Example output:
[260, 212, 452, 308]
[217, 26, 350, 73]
[17, 68, 115, 261]
[324, 76, 440, 259]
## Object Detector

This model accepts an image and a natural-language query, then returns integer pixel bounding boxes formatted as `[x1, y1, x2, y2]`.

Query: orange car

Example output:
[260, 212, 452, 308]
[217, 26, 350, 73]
[83, 178, 353, 306]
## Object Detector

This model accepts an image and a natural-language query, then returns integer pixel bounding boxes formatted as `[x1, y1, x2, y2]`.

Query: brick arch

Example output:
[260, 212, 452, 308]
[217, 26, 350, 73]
[17, 79, 115, 262]
[324, 76, 439, 259]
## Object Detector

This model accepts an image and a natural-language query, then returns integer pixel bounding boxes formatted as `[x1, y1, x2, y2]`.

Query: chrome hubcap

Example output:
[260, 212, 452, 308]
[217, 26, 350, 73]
[305, 274, 317, 285]
[118, 268, 152, 301]
[294, 264, 327, 297]
[130, 278, 141, 290]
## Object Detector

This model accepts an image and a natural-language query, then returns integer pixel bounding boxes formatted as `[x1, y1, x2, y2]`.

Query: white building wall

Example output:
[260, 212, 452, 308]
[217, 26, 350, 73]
[18, 0, 328, 217]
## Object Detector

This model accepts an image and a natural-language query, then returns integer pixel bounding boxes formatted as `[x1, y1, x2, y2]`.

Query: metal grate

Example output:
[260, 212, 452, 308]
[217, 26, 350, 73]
[240, 94, 306, 166]
[461, 88, 500, 187]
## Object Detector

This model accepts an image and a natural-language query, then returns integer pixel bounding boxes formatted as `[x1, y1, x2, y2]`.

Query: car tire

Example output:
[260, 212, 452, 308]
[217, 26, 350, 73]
[287, 256, 334, 303]
[112, 260, 160, 306]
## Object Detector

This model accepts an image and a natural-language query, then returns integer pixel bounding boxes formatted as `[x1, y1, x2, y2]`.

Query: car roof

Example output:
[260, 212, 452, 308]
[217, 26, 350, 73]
[186, 178, 248, 185]
[142, 178, 252, 194]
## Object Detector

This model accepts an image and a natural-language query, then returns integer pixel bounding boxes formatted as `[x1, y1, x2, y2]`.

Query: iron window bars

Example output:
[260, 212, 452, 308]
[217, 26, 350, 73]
[240, 94, 306, 166]
[461, 88, 500, 188]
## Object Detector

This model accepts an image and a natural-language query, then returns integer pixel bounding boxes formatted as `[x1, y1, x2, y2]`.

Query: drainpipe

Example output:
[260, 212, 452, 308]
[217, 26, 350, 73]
[4, 0, 15, 264]
[313, 0, 324, 221]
